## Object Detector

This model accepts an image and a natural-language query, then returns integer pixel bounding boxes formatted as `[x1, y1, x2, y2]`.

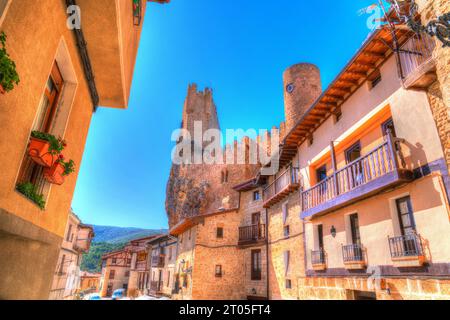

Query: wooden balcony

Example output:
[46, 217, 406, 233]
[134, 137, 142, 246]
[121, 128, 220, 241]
[151, 255, 165, 268]
[301, 133, 413, 219]
[238, 224, 266, 246]
[399, 33, 436, 90]
[263, 165, 299, 208]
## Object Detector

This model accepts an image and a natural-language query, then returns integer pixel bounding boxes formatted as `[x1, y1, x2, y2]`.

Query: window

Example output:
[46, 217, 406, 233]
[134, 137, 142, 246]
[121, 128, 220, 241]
[252, 212, 260, 225]
[168, 247, 172, 260]
[251, 250, 262, 281]
[349, 214, 361, 245]
[66, 224, 72, 242]
[285, 279, 292, 289]
[221, 170, 229, 183]
[215, 265, 222, 277]
[112, 258, 117, 265]
[369, 69, 382, 89]
[16, 62, 64, 204]
[284, 225, 290, 237]
[308, 135, 314, 146]
[167, 271, 171, 287]
[188, 229, 191, 240]
[59, 254, 65, 275]
[396, 196, 416, 235]
[316, 224, 324, 249]
[109, 270, 115, 280]
[333, 107, 342, 123]
[253, 191, 261, 201]
[316, 165, 327, 183]
[216, 227, 224, 239]
[0, 0, 11, 26]
[382, 118, 397, 138]
[282, 203, 288, 225]
[345, 141, 361, 164]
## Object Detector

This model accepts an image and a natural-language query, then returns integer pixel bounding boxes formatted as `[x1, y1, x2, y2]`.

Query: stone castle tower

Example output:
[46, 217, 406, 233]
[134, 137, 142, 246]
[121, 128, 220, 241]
[283, 63, 322, 132]
[166, 84, 260, 228]
[181, 84, 220, 138]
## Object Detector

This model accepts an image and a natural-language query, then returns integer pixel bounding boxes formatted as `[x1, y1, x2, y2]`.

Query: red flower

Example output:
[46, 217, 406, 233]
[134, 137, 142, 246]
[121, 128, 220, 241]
[59, 154, 65, 160]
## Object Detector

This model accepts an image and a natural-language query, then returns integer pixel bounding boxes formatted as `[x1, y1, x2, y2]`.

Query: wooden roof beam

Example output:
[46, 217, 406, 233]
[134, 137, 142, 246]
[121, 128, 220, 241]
[347, 71, 367, 77]
[362, 51, 385, 59]
[353, 61, 377, 69]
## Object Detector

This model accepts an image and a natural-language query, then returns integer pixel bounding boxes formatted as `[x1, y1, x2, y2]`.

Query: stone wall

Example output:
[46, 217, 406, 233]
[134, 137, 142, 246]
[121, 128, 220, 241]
[417, 0, 450, 171]
[298, 276, 450, 300]
[267, 191, 305, 300]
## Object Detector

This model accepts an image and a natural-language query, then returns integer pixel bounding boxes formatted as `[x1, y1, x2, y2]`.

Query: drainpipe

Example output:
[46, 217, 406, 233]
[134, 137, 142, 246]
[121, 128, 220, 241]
[65, 0, 100, 111]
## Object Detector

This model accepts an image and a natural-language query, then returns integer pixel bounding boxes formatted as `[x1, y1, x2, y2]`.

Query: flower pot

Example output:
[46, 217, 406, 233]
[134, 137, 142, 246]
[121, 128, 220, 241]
[28, 137, 55, 167]
[43, 162, 65, 185]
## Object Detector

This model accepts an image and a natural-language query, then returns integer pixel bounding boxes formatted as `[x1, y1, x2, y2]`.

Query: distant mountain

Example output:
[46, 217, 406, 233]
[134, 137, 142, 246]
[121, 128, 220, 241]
[92, 225, 167, 244]
[80, 225, 168, 273]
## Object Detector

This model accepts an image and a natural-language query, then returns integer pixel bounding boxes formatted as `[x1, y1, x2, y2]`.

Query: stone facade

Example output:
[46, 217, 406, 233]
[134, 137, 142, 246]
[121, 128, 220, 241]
[417, 0, 450, 172]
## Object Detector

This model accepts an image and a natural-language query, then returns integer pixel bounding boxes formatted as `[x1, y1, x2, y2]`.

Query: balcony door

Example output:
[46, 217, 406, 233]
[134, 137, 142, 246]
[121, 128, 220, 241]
[396, 196, 419, 256]
[396, 196, 416, 235]
[317, 224, 324, 249]
[345, 141, 363, 187]
[252, 212, 260, 239]
[349, 214, 361, 245]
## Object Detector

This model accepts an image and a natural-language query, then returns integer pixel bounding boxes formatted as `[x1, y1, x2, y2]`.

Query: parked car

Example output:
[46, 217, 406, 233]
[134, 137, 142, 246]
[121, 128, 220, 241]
[85, 293, 101, 300]
[111, 289, 126, 300]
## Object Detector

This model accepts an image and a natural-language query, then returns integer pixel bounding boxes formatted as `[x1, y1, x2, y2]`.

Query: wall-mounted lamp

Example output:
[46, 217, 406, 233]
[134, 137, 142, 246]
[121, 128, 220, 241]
[330, 226, 337, 238]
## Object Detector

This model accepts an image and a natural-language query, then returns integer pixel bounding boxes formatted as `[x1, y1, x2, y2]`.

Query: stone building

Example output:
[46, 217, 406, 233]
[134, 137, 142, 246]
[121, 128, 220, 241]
[79, 271, 101, 294]
[99, 249, 132, 298]
[148, 234, 178, 297]
[49, 211, 94, 300]
[126, 235, 159, 297]
[0, 0, 169, 299]
[165, 4, 450, 300]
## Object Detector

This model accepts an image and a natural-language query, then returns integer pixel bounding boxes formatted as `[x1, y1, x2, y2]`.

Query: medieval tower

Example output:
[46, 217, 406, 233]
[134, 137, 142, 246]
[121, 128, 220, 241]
[283, 63, 322, 133]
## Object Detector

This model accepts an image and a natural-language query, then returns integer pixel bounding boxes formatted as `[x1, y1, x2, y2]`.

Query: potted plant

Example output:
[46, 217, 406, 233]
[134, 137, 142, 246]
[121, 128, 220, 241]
[43, 155, 75, 185]
[16, 182, 46, 209]
[28, 131, 66, 167]
[0, 32, 20, 94]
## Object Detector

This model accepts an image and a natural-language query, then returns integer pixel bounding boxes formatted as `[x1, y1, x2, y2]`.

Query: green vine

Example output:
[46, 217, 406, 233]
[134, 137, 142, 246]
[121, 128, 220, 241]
[57, 155, 76, 176]
[0, 32, 20, 92]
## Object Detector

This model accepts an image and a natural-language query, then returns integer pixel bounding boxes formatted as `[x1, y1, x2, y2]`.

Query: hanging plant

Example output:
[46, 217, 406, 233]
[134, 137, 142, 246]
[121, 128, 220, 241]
[16, 182, 46, 209]
[0, 32, 20, 93]
[58, 155, 76, 176]
[30, 131, 66, 154]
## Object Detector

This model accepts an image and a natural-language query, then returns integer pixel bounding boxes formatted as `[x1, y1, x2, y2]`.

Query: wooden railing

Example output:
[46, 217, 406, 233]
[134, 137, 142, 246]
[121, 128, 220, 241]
[301, 135, 402, 213]
[238, 224, 266, 243]
[399, 33, 435, 80]
[263, 165, 299, 202]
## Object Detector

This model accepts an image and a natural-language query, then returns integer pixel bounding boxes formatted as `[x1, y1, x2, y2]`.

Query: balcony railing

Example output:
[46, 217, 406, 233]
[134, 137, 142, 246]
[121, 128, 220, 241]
[342, 244, 364, 263]
[151, 255, 165, 268]
[311, 249, 325, 265]
[263, 165, 299, 208]
[238, 224, 266, 245]
[399, 33, 436, 89]
[301, 135, 413, 219]
[388, 233, 424, 258]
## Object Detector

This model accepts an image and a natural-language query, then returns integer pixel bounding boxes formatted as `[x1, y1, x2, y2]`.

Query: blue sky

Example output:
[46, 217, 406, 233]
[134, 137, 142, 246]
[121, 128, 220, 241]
[72, 0, 384, 229]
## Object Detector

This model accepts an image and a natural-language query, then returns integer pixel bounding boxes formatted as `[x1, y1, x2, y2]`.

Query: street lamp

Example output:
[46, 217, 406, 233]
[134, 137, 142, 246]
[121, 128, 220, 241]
[386, 0, 450, 47]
